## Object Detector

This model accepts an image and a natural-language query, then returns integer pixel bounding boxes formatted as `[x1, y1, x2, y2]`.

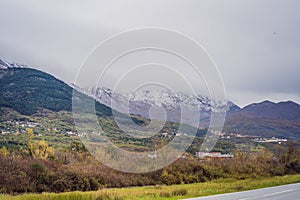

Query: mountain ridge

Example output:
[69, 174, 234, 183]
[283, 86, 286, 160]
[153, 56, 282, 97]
[1, 57, 300, 139]
[0, 59, 113, 117]
[238, 100, 300, 120]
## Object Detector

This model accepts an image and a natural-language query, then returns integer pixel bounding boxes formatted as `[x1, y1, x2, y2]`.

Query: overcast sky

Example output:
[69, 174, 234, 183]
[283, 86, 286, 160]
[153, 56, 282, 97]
[0, 0, 299, 107]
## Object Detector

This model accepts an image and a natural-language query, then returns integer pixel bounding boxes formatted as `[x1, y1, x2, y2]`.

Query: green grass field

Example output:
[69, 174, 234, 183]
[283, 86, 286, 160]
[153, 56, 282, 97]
[1, 174, 300, 200]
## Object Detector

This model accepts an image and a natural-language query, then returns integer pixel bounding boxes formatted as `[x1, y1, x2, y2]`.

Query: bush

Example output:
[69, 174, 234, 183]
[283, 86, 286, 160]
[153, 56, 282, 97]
[1, 143, 300, 194]
[172, 188, 188, 196]
[159, 191, 171, 197]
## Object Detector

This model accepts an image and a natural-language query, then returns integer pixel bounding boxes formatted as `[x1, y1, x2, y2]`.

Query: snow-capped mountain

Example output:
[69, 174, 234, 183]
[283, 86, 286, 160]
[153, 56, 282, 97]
[0, 58, 28, 69]
[2, 56, 300, 139]
[0, 56, 235, 128]
[88, 87, 240, 128]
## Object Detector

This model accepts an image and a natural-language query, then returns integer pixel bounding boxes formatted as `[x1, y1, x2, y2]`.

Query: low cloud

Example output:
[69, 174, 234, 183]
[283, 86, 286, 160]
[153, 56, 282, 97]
[0, 0, 299, 106]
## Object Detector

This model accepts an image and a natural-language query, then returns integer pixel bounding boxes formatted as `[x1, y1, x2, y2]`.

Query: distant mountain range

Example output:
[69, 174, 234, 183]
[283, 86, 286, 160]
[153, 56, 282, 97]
[235, 100, 300, 120]
[224, 100, 300, 139]
[1, 58, 300, 139]
[82, 87, 300, 139]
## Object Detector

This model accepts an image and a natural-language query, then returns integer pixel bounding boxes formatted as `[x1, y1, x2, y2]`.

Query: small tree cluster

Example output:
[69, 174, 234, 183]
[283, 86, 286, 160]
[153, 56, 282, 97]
[26, 128, 54, 159]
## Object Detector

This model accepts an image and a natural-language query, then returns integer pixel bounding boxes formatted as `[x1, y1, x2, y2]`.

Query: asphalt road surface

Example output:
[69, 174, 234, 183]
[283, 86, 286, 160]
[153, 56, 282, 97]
[185, 183, 300, 200]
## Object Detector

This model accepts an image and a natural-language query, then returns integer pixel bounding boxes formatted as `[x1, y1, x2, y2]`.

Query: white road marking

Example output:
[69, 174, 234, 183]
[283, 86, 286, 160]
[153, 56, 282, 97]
[238, 189, 294, 200]
[185, 183, 300, 200]
[263, 189, 293, 197]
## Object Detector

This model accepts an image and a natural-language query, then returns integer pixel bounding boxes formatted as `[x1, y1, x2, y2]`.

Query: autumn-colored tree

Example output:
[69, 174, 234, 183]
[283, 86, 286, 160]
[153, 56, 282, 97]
[0, 146, 9, 157]
[26, 128, 34, 157]
[26, 128, 54, 159]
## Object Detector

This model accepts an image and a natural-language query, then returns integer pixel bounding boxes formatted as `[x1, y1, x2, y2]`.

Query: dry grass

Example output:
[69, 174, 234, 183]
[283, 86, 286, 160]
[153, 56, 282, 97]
[1, 174, 300, 200]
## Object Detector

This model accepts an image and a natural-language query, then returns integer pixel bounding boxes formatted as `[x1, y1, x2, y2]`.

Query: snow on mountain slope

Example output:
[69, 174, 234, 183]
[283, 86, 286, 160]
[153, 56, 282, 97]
[0, 58, 28, 69]
[87, 87, 240, 128]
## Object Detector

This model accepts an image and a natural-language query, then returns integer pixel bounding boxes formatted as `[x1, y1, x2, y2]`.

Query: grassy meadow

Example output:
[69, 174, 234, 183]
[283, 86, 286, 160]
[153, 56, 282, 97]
[1, 174, 300, 200]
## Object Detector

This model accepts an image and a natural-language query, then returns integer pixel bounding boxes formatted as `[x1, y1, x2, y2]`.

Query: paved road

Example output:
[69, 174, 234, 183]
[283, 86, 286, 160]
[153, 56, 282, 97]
[185, 183, 300, 200]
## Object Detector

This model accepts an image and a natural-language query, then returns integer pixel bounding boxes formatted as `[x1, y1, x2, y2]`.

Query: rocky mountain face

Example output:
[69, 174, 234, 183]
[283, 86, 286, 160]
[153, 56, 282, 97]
[0, 58, 28, 69]
[87, 87, 240, 128]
